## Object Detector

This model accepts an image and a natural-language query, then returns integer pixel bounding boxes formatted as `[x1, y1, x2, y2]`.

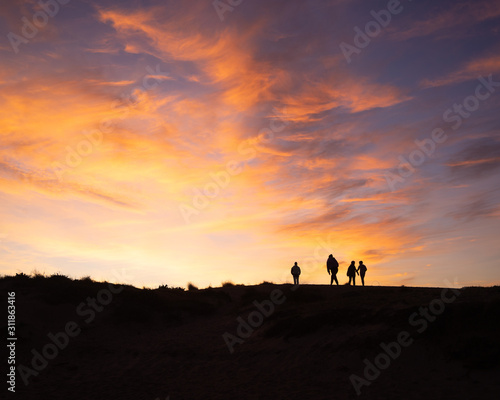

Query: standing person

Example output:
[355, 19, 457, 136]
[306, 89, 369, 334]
[327, 254, 339, 285]
[347, 261, 358, 285]
[291, 262, 301, 285]
[357, 261, 367, 286]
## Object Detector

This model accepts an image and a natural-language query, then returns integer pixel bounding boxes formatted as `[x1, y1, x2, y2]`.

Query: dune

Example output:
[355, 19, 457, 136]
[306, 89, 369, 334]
[2, 275, 500, 399]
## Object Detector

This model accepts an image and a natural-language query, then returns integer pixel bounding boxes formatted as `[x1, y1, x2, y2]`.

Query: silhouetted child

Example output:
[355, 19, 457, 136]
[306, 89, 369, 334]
[357, 261, 367, 286]
[347, 261, 358, 285]
[291, 262, 301, 285]
[327, 254, 339, 285]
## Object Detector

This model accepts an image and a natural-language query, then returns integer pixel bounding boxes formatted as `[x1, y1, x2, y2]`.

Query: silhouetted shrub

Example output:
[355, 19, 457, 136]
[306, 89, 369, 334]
[15, 272, 30, 280]
[31, 269, 46, 279]
[222, 281, 235, 287]
[49, 273, 72, 282]
[187, 283, 198, 291]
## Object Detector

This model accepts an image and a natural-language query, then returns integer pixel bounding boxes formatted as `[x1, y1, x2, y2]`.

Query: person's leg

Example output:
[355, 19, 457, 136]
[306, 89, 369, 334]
[353, 276, 356, 286]
[348, 276, 352, 285]
[334, 275, 339, 285]
[330, 274, 333, 285]
[361, 274, 365, 286]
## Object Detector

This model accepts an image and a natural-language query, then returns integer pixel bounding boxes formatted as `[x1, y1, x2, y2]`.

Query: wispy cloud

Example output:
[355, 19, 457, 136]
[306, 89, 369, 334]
[421, 55, 500, 88]
[390, 1, 500, 41]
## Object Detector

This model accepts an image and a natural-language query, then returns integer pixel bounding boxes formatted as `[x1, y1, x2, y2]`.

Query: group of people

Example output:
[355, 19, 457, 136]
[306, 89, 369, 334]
[327, 255, 367, 286]
[290, 254, 367, 286]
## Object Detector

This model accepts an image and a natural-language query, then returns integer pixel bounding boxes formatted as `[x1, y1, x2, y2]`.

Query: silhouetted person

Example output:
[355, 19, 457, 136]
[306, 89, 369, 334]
[327, 254, 339, 285]
[357, 261, 367, 286]
[291, 262, 301, 285]
[347, 261, 358, 285]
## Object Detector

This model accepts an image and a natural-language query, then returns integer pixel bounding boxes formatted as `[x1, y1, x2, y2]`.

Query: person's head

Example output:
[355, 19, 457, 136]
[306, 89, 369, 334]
[329, 254, 333, 258]
[351, 260, 355, 265]
[294, 262, 297, 266]
[359, 261, 363, 264]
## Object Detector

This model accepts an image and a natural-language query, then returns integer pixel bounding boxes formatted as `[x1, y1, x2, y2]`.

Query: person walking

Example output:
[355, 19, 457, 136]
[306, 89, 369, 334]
[347, 261, 358, 285]
[291, 262, 301, 285]
[357, 261, 367, 286]
[327, 254, 339, 285]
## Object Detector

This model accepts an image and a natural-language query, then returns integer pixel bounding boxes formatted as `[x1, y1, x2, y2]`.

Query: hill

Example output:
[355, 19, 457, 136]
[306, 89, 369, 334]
[2, 275, 500, 399]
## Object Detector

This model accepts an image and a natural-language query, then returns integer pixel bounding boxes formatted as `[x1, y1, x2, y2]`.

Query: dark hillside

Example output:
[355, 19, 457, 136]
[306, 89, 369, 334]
[2, 275, 499, 399]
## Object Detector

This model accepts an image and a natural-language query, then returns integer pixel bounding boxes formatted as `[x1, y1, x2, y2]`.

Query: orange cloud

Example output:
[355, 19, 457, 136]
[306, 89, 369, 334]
[421, 55, 500, 88]
[391, 1, 500, 41]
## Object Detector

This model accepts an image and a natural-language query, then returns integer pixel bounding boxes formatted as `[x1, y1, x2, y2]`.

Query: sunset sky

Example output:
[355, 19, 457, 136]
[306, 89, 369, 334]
[1, 0, 499, 288]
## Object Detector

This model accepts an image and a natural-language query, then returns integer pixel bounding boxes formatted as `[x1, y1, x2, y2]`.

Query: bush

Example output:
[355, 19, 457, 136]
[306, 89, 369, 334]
[31, 269, 46, 279]
[187, 282, 199, 291]
[156, 284, 185, 291]
[50, 272, 71, 281]
[222, 281, 235, 287]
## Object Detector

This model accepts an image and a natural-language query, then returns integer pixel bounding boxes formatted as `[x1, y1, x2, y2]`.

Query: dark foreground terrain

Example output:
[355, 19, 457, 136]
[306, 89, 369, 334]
[2, 275, 500, 400]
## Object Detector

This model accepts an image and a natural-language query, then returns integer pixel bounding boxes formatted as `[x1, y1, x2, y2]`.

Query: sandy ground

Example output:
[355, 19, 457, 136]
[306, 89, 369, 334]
[2, 276, 500, 399]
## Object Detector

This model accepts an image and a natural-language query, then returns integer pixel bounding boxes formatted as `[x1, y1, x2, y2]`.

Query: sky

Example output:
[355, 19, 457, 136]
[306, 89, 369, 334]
[0, 0, 499, 288]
